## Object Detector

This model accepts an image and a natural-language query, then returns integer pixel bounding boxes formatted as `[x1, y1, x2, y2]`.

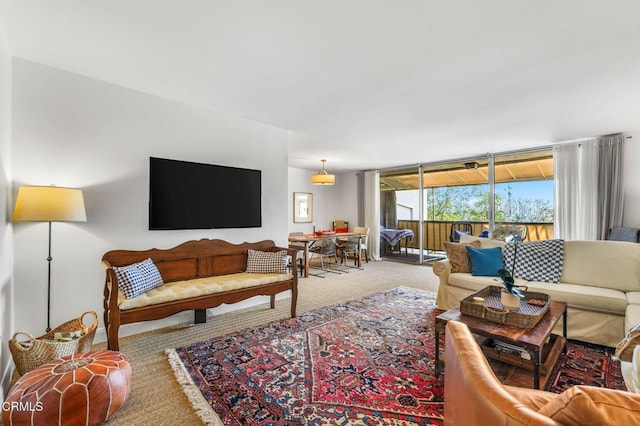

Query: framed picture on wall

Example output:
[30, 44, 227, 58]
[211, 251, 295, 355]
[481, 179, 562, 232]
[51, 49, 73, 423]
[293, 192, 313, 223]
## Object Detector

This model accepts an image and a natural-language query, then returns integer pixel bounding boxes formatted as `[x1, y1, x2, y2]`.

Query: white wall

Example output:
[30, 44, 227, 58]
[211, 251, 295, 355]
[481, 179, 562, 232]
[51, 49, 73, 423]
[0, 18, 13, 398]
[287, 167, 359, 234]
[11, 59, 290, 343]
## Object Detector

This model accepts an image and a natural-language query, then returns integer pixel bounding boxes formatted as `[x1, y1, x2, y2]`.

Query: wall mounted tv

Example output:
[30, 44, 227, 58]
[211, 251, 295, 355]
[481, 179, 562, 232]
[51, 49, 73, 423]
[149, 157, 262, 230]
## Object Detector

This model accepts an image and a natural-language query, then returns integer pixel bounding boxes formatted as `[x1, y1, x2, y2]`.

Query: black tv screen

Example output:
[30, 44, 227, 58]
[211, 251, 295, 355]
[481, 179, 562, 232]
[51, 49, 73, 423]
[149, 157, 262, 230]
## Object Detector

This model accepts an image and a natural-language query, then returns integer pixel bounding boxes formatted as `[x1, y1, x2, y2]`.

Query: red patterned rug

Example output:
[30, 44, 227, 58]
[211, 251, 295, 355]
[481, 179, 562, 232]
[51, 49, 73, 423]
[166, 287, 625, 425]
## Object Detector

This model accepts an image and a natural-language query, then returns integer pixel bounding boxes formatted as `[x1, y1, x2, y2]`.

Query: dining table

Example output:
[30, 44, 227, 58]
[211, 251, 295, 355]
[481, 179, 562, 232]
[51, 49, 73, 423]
[288, 232, 362, 278]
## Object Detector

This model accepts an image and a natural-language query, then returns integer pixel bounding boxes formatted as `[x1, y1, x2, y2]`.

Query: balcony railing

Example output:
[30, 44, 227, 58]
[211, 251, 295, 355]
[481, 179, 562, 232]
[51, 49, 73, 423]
[396, 220, 554, 252]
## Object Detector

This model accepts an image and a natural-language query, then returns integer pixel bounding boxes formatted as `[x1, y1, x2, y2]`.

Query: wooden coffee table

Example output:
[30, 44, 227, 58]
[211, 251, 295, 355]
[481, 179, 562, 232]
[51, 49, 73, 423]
[435, 300, 567, 389]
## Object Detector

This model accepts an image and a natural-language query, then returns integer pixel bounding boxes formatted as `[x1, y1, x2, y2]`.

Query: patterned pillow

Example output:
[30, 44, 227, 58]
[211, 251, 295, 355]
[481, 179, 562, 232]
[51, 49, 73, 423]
[112, 258, 164, 299]
[246, 249, 288, 274]
[443, 240, 481, 273]
[503, 239, 564, 283]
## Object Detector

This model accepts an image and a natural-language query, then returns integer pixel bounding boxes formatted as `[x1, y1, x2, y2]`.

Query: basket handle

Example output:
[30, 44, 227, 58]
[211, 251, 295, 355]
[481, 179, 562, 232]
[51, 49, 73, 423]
[80, 311, 99, 327]
[484, 306, 509, 316]
[11, 331, 35, 345]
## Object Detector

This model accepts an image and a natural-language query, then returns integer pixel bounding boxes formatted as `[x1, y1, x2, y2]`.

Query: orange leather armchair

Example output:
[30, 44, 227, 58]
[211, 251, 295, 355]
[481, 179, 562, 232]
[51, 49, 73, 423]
[444, 321, 640, 425]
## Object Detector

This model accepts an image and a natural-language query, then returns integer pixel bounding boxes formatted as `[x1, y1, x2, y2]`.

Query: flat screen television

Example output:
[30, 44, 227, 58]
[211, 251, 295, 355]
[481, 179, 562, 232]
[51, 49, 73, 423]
[149, 157, 262, 230]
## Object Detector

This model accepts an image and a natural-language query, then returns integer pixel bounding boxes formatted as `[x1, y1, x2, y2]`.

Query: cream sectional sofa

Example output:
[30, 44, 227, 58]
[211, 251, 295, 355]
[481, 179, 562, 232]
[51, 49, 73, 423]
[434, 235, 640, 347]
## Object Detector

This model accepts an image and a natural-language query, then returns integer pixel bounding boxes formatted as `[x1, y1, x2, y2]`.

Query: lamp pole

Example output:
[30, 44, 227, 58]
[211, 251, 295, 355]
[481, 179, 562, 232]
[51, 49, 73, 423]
[46, 221, 53, 332]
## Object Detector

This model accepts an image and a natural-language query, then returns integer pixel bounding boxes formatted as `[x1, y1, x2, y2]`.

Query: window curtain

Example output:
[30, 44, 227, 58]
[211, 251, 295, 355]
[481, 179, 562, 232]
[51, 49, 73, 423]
[364, 171, 381, 261]
[597, 134, 625, 239]
[554, 134, 625, 240]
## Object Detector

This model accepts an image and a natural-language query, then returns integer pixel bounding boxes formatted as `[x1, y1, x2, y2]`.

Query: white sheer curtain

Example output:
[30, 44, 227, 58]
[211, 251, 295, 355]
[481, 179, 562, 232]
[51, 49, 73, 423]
[554, 139, 599, 240]
[364, 171, 381, 261]
[554, 134, 626, 240]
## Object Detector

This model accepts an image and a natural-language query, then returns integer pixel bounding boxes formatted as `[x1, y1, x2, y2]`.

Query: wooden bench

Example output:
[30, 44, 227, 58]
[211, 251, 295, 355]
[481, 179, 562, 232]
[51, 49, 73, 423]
[102, 239, 298, 351]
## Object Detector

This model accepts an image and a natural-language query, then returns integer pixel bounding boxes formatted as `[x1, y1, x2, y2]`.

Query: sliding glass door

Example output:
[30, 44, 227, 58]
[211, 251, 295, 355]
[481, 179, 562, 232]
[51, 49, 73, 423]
[378, 149, 554, 265]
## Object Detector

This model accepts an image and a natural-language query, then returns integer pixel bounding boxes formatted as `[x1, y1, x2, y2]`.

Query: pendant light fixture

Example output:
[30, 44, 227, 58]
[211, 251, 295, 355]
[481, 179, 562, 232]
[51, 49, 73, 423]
[311, 159, 335, 185]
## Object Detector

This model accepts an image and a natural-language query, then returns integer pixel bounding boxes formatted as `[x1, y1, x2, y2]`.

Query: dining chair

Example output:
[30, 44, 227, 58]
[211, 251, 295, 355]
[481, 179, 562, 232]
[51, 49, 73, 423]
[449, 222, 473, 242]
[288, 232, 305, 277]
[353, 226, 369, 263]
[332, 219, 349, 233]
[336, 235, 362, 270]
[308, 237, 341, 278]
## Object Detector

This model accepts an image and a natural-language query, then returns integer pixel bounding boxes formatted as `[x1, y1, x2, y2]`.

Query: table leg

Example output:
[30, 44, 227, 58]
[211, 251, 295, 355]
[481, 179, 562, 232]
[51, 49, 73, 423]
[525, 346, 541, 389]
[435, 319, 445, 377]
[562, 307, 568, 353]
[303, 241, 310, 278]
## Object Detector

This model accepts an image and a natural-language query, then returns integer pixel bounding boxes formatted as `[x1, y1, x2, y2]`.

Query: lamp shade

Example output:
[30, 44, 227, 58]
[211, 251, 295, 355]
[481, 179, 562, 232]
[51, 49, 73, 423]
[13, 186, 87, 222]
[311, 159, 335, 185]
[311, 173, 335, 185]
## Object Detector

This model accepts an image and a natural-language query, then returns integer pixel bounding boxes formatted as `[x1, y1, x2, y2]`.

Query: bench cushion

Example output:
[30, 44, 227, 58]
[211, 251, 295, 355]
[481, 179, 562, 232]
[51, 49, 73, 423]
[119, 272, 294, 310]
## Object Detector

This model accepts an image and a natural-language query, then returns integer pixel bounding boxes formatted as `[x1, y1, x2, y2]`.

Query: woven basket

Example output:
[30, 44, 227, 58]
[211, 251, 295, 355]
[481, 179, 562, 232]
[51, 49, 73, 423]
[9, 311, 98, 376]
[460, 286, 550, 329]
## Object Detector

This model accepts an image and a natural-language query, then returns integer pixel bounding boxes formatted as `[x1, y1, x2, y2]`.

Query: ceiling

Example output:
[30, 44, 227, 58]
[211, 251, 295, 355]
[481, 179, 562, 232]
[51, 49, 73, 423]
[2, 1, 640, 173]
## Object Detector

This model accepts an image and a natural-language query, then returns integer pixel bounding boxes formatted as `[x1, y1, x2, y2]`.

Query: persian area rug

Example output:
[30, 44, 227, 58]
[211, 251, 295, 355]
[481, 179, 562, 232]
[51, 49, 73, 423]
[546, 340, 625, 393]
[166, 287, 625, 425]
[166, 287, 444, 425]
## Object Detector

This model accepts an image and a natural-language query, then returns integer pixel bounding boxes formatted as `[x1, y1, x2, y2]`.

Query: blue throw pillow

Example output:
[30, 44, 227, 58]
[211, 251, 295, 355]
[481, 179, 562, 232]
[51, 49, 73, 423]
[454, 230, 470, 241]
[466, 246, 504, 277]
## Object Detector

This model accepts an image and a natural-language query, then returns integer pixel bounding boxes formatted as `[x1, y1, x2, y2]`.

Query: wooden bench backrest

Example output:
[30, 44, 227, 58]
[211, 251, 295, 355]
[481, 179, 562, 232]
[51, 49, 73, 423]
[102, 239, 278, 283]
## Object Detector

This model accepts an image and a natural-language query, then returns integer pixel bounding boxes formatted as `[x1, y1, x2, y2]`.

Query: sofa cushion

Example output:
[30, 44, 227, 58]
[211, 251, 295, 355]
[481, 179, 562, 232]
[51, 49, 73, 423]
[444, 240, 480, 273]
[537, 385, 640, 424]
[466, 246, 503, 277]
[561, 240, 640, 292]
[448, 273, 500, 292]
[515, 280, 627, 314]
[503, 239, 564, 283]
[447, 274, 628, 315]
[246, 249, 288, 274]
[112, 258, 164, 299]
[460, 234, 505, 250]
[626, 298, 640, 333]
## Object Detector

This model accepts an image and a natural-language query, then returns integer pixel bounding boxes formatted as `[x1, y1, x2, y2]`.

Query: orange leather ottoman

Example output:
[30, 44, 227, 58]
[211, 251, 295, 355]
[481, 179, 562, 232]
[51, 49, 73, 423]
[3, 350, 131, 426]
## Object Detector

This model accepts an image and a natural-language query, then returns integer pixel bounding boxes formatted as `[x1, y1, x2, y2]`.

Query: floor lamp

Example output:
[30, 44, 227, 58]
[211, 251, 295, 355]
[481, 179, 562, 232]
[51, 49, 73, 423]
[12, 185, 87, 332]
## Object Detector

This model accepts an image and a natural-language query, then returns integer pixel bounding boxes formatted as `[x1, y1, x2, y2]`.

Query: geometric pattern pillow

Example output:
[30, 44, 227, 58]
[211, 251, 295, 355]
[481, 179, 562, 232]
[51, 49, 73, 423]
[246, 249, 288, 274]
[503, 239, 564, 283]
[112, 258, 164, 299]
